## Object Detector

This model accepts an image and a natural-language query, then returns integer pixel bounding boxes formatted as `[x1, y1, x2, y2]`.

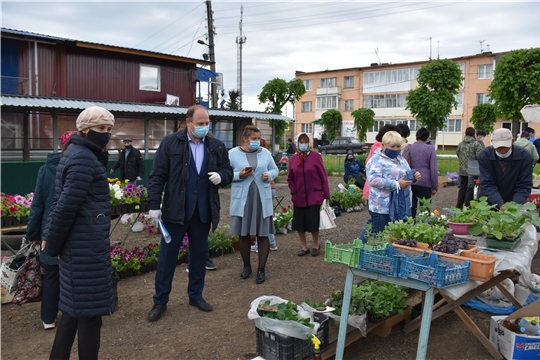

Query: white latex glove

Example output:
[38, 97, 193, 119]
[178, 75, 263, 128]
[149, 209, 162, 220]
[208, 172, 221, 185]
[137, 176, 142, 181]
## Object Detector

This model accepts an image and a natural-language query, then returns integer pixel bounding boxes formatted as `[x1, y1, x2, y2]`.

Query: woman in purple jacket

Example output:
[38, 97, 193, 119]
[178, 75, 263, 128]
[287, 133, 330, 257]
[408, 127, 439, 217]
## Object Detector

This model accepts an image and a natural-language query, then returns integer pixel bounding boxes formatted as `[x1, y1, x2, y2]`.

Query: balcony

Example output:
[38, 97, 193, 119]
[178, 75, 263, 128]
[316, 86, 341, 96]
[1, 76, 30, 95]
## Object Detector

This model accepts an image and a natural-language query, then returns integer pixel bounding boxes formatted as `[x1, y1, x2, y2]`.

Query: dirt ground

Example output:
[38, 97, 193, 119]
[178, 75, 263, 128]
[2, 175, 539, 360]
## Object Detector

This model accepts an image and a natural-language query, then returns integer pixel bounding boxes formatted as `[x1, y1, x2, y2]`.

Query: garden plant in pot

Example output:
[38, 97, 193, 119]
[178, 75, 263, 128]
[445, 196, 495, 235]
[208, 227, 234, 256]
[469, 202, 540, 249]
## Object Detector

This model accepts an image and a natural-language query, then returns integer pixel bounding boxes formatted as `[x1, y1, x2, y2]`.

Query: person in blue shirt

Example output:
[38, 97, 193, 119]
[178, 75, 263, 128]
[343, 151, 365, 189]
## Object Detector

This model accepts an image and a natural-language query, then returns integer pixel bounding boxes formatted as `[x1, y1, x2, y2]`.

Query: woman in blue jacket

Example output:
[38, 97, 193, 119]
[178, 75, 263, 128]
[43, 107, 116, 360]
[229, 125, 278, 284]
[26, 131, 75, 330]
[343, 151, 366, 189]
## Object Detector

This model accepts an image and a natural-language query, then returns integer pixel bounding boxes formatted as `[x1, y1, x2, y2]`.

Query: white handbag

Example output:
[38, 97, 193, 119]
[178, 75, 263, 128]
[319, 200, 337, 230]
[0, 241, 35, 294]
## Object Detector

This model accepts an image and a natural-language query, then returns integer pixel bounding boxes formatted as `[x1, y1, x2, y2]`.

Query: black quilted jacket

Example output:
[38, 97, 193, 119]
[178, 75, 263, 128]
[44, 134, 115, 318]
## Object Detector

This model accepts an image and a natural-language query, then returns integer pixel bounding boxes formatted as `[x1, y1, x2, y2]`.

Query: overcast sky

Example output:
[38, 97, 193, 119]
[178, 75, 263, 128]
[2, 1, 540, 116]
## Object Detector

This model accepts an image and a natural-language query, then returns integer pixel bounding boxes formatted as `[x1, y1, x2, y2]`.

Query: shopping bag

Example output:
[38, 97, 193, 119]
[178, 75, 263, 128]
[319, 200, 337, 230]
[11, 243, 44, 305]
[1, 241, 34, 294]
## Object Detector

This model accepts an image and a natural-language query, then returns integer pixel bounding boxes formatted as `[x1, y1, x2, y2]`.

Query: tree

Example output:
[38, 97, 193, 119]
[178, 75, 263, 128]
[351, 108, 375, 142]
[320, 109, 342, 142]
[488, 48, 540, 138]
[258, 78, 306, 142]
[226, 89, 240, 110]
[405, 58, 463, 145]
[470, 103, 497, 134]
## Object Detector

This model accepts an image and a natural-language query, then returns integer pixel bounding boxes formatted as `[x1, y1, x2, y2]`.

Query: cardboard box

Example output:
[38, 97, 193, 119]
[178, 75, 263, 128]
[438, 176, 448, 188]
[489, 299, 540, 359]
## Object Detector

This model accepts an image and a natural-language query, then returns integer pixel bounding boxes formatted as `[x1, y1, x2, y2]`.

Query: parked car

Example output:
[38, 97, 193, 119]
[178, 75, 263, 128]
[318, 137, 371, 155]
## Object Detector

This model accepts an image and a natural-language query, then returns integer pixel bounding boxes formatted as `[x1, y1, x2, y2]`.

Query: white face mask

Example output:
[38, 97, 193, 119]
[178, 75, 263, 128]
[496, 149, 512, 159]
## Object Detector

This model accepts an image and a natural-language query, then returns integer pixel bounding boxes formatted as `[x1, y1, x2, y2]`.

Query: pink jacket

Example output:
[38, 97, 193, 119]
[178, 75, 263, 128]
[362, 141, 382, 201]
[287, 151, 330, 207]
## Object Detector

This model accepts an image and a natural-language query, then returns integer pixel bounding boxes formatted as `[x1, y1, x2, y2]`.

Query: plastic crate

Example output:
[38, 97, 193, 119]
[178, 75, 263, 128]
[324, 241, 361, 267]
[255, 313, 329, 360]
[459, 251, 497, 282]
[359, 245, 400, 276]
[399, 252, 470, 288]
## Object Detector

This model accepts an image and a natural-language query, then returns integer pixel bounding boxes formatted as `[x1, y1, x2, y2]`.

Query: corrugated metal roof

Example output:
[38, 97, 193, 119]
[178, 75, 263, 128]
[1, 27, 211, 66]
[1, 95, 295, 122]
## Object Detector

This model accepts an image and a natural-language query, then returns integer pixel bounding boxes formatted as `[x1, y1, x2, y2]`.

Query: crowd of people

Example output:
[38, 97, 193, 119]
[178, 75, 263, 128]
[22, 106, 537, 358]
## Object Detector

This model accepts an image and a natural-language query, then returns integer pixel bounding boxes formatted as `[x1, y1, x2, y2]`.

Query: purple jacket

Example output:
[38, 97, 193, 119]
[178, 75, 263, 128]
[287, 151, 330, 207]
[409, 141, 438, 191]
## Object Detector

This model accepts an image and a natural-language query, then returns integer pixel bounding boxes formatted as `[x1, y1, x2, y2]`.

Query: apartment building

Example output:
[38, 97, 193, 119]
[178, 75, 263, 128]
[294, 51, 526, 149]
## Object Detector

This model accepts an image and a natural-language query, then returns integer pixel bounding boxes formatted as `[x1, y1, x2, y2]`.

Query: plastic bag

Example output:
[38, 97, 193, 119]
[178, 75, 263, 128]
[313, 300, 367, 337]
[248, 296, 320, 339]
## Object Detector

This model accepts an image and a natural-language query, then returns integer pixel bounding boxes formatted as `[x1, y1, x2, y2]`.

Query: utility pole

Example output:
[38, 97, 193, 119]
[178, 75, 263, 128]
[206, 0, 217, 108]
[236, 5, 247, 110]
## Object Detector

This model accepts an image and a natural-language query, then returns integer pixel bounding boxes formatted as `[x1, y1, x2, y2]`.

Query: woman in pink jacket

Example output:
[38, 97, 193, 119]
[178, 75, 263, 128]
[287, 133, 330, 257]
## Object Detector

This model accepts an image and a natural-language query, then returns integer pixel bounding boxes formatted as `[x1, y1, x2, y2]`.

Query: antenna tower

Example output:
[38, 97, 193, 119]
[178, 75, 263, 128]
[374, 47, 381, 64]
[479, 40, 486, 53]
[236, 5, 247, 110]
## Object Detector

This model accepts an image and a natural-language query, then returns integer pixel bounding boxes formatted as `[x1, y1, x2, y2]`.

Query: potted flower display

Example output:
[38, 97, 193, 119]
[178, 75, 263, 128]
[274, 206, 294, 234]
[177, 234, 189, 264]
[108, 178, 149, 214]
[1, 192, 33, 226]
[208, 227, 234, 257]
[445, 196, 495, 235]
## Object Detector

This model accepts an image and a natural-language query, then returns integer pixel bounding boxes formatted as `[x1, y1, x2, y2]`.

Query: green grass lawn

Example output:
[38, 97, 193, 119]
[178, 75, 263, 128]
[320, 154, 459, 175]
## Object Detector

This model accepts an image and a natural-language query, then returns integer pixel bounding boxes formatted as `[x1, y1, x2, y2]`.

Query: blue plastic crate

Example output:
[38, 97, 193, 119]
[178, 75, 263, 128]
[399, 251, 470, 288]
[359, 244, 426, 277]
[359, 245, 401, 276]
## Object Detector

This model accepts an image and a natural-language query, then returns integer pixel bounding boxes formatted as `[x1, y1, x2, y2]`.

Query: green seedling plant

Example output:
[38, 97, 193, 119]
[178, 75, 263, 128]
[257, 300, 314, 328]
[445, 196, 496, 226]
[472, 201, 540, 240]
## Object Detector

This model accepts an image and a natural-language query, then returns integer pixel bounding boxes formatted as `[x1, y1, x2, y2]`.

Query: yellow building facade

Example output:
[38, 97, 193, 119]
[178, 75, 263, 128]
[294, 51, 532, 149]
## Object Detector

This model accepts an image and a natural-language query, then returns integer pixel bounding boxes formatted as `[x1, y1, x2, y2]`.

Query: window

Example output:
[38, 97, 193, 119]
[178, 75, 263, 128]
[303, 80, 312, 91]
[344, 100, 354, 112]
[301, 123, 313, 134]
[478, 64, 493, 79]
[363, 94, 408, 108]
[344, 76, 354, 88]
[369, 119, 412, 132]
[477, 93, 491, 105]
[364, 68, 418, 85]
[455, 91, 464, 106]
[501, 122, 529, 134]
[301, 101, 312, 112]
[443, 119, 462, 133]
[139, 64, 161, 91]
[316, 96, 339, 109]
[321, 78, 337, 88]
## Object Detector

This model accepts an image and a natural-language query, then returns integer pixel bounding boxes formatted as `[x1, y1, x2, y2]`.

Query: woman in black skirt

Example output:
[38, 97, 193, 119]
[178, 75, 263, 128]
[287, 133, 330, 256]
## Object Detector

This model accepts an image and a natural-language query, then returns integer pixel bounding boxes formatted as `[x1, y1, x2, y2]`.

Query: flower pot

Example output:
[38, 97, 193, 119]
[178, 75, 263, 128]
[232, 241, 240, 251]
[368, 314, 388, 324]
[126, 269, 134, 277]
[1, 217, 5, 227]
[140, 202, 149, 212]
[447, 221, 474, 235]
[20, 216, 28, 225]
[485, 233, 522, 250]
[118, 271, 127, 279]
[152, 262, 158, 271]
[121, 205, 130, 214]
[250, 236, 256, 246]
[127, 204, 136, 213]
[4, 216, 13, 227]
[12, 217, 20, 226]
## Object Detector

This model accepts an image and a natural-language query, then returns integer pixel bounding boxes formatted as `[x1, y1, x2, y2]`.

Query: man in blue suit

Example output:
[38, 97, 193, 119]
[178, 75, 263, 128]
[147, 105, 233, 321]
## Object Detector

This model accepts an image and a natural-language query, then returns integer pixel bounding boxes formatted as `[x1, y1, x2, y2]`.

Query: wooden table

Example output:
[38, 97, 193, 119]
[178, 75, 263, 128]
[334, 267, 522, 360]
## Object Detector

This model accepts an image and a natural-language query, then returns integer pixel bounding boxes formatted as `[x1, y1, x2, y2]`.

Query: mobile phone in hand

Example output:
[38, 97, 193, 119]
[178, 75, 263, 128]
[244, 166, 253, 172]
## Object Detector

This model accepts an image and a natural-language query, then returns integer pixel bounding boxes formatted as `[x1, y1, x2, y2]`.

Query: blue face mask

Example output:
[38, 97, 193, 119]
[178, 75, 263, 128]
[192, 125, 209, 139]
[298, 144, 309, 152]
[384, 148, 401, 159]
[249, 140, 260, 151]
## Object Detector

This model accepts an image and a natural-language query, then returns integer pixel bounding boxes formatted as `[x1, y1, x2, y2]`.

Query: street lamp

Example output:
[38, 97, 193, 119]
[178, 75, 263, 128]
[197, 39, 217, 108]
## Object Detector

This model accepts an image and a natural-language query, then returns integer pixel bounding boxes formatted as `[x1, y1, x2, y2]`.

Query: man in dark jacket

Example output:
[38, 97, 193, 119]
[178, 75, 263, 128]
[478, 128, 533, 209]
[456, 127, 484, 208]
[110, 138, 145, 184]
[147, 105, 233, 321]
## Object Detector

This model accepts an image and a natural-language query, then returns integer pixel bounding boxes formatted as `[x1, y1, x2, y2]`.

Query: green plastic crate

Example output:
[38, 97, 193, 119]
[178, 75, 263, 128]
[324, 241, 361, 267]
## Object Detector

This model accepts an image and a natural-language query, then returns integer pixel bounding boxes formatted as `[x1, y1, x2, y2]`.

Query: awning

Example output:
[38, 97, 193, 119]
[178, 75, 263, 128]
[1, 94, 295, 122]
[196, 67, 218, 82]
[312, 119, 321, 124]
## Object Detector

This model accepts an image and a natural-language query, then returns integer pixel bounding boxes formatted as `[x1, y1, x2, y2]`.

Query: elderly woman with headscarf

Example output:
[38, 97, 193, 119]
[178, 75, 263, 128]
[287, 132, 330, 256]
